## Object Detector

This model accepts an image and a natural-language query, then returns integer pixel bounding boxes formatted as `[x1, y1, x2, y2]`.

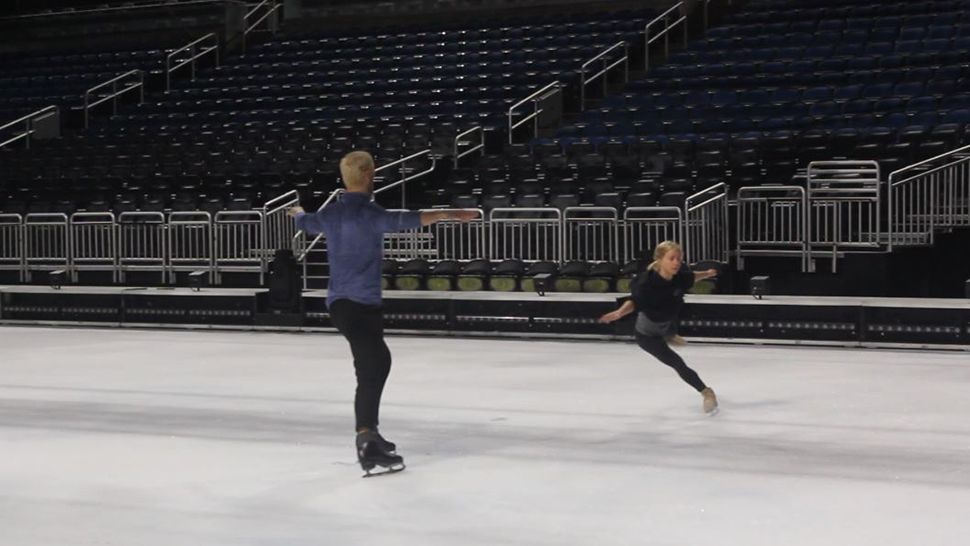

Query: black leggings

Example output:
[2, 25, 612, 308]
[635, 334, 707, 392]
[328, 299, 392, 431]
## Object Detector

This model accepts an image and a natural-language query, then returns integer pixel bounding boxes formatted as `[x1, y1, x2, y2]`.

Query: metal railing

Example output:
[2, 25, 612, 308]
[888, 144, 970, 250]
[214, 211, 265, 284]
[508, 81, 562, 144]
[373, 149, 436, 208]
[0, 204, 704, 285]
[380, 208, 487, 262]
[70, 212, 118, 282]
[579, 41, 629, 111]
[454, 126, 485, 167]
[4, 0, 236, 19]
[383, 215, 437, 260]
[684, 182, 730, 265]
[621, 207, 683, 264]
[0, 214, 25, 282]
[563, 207, 620, 263]
[262, 190, 300, 256]
[0, 106, 60, 149]
[118, 212, 167, 284]
[736, 186, 811, 272]
[166, 33, 219, 91]
[807, 161, 881, 272]
[644, 2, 687, 70]
[489, 208, 563, 263]
[168, 211, 213, 282]
[380, 207, 485, 261]
[291, 150, 437, 287]
[424, 209, 487, 261]
[295, 188, 342, 289]
[83, 70, 144, 128]
[295, 189, 340, 262]
[242, 0, 282, 54]
[24, 213, 70, 281]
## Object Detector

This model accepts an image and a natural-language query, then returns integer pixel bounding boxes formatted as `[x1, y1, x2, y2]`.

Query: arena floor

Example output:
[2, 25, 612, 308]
[1, 326, 968, 546]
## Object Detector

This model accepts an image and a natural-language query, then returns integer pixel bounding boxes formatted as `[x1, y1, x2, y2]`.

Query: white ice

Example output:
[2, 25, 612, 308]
[1, 325, 969, 546]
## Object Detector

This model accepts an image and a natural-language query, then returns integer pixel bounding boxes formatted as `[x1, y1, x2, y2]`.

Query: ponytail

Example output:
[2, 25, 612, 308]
[647, 241, 683, 272]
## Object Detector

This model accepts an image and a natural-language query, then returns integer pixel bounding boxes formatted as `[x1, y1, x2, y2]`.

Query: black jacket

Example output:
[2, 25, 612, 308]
[629, 265, 694, 322]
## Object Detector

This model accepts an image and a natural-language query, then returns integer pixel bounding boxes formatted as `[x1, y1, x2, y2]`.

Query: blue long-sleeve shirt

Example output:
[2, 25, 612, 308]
[294, 192, 422, 307]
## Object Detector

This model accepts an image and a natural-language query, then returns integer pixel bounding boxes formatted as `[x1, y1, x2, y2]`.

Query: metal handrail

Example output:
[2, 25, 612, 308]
[489, 207, 564, 263]
[736, 185, 810, 272]
[0, 213, 25, 282]
[295, 188, 344, 262]
[373, 149, 433, 183]
[687, 190, 726, 212]
[83, 70, 144, 128]
[294, 150, 436, 267]
[24, 213, 70, 223]
[166, 33, 219, 91]
[2, 0, 236, 19]
[892, 156, 970, 187]
[23, 213, 71, 280]
[118, 211, 168, 284]
[214, 210, 265, 223]
[454, 126, 485, 167]
[889, 143, 970, 184]
[644, 2, 687, 70]
[684, 182, 729, 264]
[579, 41, 628, 110]
[214, 210, 266, 283]
[385, 207, 486, 262]
[508, 81, 562, 144]
[373, 149, 435, 200]
[622, 206, 684, 263]
[563, 206, 620, 263]
[167, 210, 214, 283]
[804, 162, 881, 271]
[242, 0, 282, 54]
[263, 189, 300, 216]
[0, 105, 59, 149]
[886, 149, 970, 251]
[69, 212, 118, 282]
[622, 206, 684, 221]
[563, 206, 619, 219]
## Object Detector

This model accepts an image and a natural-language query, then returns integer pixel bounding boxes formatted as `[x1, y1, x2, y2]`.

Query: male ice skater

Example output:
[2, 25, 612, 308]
[288, 151, 476, 475]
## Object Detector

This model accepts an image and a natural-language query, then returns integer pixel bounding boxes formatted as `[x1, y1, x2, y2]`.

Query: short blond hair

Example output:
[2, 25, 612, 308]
[340, 151, 375, 190]
[647, 240, 683, 272]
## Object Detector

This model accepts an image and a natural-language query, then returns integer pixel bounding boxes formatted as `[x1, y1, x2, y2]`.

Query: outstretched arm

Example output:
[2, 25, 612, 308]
[419, 209, 478, 226]
[287, 206, 326, 235]
[376, 209, 478, 232]
[694, 269, 718, 281]
[599, 299, 636, 324]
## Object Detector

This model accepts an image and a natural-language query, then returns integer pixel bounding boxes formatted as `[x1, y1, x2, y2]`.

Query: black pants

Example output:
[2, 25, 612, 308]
[635, 334, 707, 392]
[328, 299, 392, 431]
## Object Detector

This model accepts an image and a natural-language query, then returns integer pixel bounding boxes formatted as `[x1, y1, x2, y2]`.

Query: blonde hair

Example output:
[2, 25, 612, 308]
[647, 240, 683, 272]
[339, 150, 376, 190]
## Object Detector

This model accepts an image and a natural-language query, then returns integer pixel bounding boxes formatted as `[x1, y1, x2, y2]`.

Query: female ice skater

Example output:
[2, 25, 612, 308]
[599, 241, 719, 414]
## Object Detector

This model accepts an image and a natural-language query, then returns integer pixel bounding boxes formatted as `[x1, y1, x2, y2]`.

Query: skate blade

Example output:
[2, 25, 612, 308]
[705, 406, 720, 417]
[362, 462, 406, 478]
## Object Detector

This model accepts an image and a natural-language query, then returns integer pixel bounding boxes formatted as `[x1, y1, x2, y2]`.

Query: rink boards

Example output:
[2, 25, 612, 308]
[1, 285, 969, 348]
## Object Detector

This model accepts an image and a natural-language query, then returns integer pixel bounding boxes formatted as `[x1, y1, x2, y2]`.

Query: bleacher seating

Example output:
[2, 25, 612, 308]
[0, 8, 650, 216]
[442, 0, 970, 221]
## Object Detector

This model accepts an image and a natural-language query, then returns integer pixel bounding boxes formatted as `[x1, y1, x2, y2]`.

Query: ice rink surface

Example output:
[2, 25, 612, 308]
[1, 325, 969, 546]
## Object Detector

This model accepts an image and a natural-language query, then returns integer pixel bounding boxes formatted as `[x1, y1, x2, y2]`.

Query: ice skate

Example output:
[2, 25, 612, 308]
[666, 334, 687, 346]
[357, 430, 405, 477]
[701, 387, 718, 415]
[373, 429, 396, 453]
